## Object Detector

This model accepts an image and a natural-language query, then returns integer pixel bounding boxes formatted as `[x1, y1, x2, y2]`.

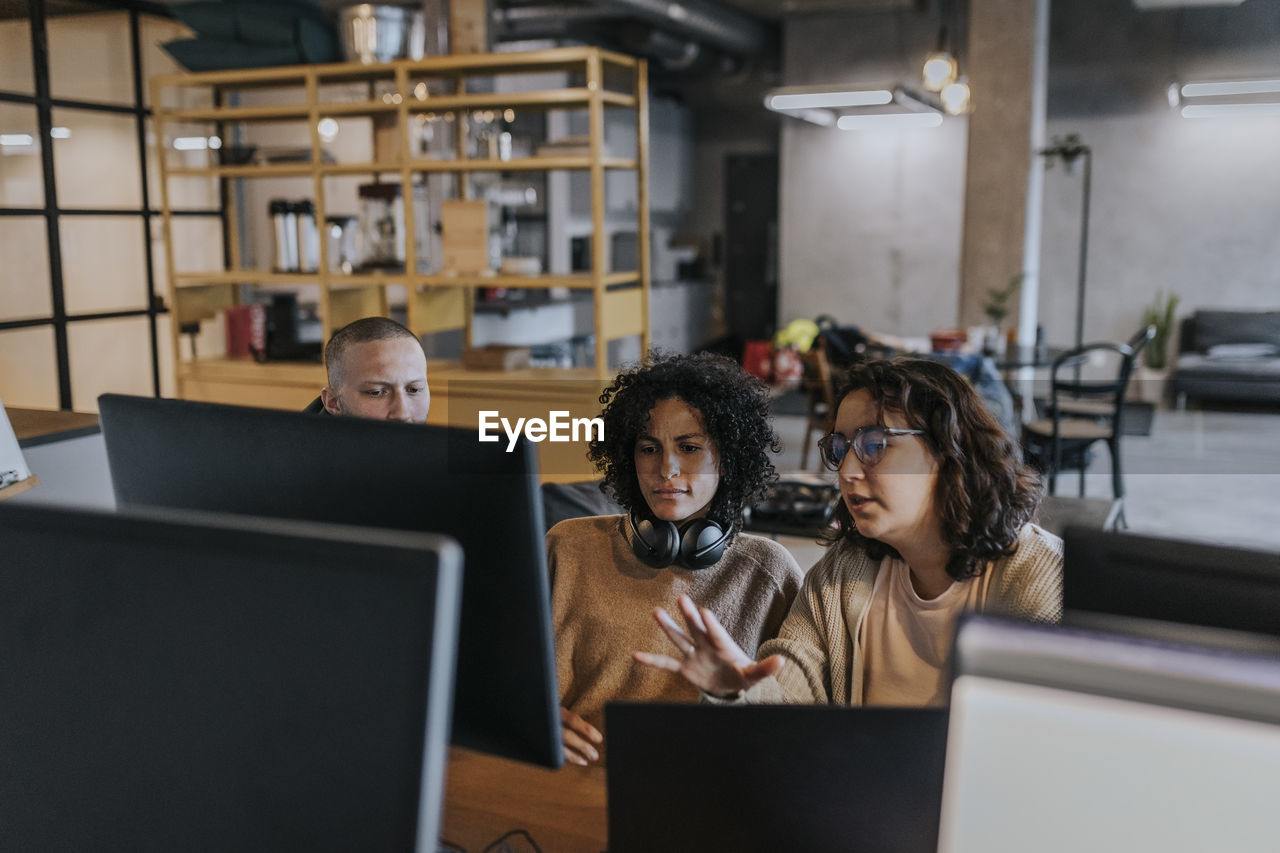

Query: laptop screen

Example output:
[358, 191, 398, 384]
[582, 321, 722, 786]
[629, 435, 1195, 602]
[606, 703, 947, 853]
[939, 614, 1280, 853]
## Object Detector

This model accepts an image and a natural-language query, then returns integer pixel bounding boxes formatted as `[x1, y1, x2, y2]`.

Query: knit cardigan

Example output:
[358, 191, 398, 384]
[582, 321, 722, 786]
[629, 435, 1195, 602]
[732, 523, 1063, 706]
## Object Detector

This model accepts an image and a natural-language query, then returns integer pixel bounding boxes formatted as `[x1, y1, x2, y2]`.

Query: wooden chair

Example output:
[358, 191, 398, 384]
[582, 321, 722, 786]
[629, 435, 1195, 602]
[798, 341, 838, 471]
[1021, 325, 1155, 528]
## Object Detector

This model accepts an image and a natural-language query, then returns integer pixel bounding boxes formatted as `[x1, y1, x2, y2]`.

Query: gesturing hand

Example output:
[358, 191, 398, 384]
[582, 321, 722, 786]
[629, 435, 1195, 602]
[633, 594, 784, 698]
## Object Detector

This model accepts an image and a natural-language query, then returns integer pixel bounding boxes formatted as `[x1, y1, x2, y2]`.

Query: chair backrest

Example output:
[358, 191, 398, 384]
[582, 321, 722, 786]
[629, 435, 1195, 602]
[799, 341, 837, 427]
[1047, 324, 1155, 435]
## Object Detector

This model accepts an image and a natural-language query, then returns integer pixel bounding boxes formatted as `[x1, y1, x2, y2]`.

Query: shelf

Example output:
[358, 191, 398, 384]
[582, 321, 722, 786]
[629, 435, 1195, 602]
[414, 272, 640, 289]
[164, 103, 311, 122]
[167, 163, 315, 178]
[155, 46, 651, 387]
[408, 155, 637, 172]
[174, 271, 325, 287]
[151, 46, 641, 90]
[164, 156, 638, 179]
[173, 271, 641, 290]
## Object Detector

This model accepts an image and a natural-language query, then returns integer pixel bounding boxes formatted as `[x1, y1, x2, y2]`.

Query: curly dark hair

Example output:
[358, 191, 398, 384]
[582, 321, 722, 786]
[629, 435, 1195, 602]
[821, 357, 1043, 580]
[587, 351, 780, 538]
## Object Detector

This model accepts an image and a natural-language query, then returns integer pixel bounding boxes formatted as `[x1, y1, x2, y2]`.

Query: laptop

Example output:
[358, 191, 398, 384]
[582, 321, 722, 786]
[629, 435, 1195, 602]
[606, 703, 948, 853]
[938, 614, 1280, 853]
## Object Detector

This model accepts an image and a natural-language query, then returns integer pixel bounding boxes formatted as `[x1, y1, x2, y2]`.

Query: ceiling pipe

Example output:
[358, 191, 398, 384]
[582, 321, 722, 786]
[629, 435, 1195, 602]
[591, 0, 769, 56]
[491, 5, 629, 39]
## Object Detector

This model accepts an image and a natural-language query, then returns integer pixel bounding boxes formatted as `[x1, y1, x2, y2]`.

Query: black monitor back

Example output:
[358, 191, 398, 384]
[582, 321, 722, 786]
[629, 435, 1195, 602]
[0, 502, 461, 853]
[605, 703, 948, 853]
[1064, 526, 1280, 638]
[99, 393, 562, 767]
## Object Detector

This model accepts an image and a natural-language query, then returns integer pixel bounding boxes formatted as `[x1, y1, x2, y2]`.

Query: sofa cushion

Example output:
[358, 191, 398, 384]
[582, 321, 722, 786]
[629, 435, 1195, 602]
[1174, 353, 1280, 381]
[1205, 343, 1279, 360]
[1188, 310, 1280, 352]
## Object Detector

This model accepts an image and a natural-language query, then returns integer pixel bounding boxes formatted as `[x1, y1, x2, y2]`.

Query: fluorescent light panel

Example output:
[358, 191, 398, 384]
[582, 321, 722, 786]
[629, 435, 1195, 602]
[768, 89, 892, 110]
[837, 112, 943, 130]
[1181, 79, 1280, 98]
[1181, 102, 1280, 118]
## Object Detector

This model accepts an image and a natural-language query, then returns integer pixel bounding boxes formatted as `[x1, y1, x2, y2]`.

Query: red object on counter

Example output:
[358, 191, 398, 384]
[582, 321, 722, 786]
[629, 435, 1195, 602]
[742, 340, 773, 381]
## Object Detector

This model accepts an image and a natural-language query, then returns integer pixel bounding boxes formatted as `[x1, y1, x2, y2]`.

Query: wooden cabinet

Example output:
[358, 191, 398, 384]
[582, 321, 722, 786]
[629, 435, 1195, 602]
[151, 47, 651, 405]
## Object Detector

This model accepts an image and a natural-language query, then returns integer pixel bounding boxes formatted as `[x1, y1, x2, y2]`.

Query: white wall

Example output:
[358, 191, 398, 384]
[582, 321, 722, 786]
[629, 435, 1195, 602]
[1037, 111, 1280, 349]
[779, 116, 968, 337]
[775, 8, 1280, 347]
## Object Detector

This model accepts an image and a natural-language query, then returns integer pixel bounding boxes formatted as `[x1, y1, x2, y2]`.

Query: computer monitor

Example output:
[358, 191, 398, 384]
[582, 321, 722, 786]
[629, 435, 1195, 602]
[0, 501, 461, 853]
[606, 703, 948, 853]
[99, 393, 563, 767]
[1063, 525, 1280, 638]
[939, 614, 1280, 853]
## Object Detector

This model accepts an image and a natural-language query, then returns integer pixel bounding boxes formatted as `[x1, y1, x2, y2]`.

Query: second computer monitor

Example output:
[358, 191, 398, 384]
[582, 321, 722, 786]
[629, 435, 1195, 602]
[99, 393, 563, 768]
[1063, 526, 1280, 639]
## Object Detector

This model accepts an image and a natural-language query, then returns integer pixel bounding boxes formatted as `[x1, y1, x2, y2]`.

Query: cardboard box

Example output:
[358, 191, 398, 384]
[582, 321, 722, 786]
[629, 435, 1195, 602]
[441, 199, 490, 274]
[462, 345, 531, 371]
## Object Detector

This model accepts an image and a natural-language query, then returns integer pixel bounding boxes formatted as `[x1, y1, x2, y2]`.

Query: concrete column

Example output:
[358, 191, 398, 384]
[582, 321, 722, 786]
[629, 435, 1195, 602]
[957, 0, 1039, 328]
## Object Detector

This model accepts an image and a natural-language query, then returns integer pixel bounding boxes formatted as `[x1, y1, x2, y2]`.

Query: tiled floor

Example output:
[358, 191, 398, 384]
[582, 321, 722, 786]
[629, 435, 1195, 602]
[767, 405, 1280, 559]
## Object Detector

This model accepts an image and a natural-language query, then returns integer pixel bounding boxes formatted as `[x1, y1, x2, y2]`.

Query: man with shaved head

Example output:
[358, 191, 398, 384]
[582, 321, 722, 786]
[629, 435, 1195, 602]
[303, 317, 430, 423]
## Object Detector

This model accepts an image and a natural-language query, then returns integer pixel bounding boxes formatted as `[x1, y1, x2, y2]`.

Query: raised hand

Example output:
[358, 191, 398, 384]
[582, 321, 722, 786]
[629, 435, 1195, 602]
[633, 594, 784, 698]
[561, 706, 603, 766]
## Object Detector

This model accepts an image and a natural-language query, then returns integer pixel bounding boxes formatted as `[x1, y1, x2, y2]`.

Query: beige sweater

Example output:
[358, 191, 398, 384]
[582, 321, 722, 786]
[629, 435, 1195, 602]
[548, 514, 804, 734]
[737, 523, 1063, 706]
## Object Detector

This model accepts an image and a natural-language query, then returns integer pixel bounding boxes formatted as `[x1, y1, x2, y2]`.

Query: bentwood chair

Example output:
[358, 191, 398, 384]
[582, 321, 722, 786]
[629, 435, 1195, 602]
[1021, 325, 1155, 528]
[798, 340, 839, 471]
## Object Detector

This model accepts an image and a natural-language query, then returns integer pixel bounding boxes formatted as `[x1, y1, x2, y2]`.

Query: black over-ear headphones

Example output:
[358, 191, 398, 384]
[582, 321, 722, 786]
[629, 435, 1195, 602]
[628, 512, 732, 570]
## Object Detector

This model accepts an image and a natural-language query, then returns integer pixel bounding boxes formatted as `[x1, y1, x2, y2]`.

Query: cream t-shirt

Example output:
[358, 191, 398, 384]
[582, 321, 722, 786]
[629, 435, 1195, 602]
[858, 555, 993, 707]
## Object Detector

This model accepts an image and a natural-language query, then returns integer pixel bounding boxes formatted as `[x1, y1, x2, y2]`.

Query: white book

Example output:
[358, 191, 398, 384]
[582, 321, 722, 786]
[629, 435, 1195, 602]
[0, 398, 33, 488]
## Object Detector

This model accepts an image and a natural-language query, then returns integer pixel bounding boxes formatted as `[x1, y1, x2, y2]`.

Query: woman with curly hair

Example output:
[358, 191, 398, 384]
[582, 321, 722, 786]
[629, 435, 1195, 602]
[548, 351, 803, 764]
[636, 357, 1063, 708]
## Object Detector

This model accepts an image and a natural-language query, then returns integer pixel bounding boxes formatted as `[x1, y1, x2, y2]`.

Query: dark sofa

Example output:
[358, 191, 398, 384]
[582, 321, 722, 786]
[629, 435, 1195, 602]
[1171, 309, 1280, 406]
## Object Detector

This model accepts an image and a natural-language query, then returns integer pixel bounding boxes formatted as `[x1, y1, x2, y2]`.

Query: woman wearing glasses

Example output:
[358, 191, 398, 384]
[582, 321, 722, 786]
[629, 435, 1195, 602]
[636, 357, 1062, 707]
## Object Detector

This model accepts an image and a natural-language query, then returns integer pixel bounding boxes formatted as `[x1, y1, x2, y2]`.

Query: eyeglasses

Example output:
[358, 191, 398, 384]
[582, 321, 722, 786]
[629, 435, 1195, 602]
[817, 426, 927, 471]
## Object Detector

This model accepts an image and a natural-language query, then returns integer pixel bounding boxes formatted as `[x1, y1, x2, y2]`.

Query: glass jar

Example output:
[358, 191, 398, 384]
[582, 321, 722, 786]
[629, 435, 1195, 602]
[357, 183, 404, 270]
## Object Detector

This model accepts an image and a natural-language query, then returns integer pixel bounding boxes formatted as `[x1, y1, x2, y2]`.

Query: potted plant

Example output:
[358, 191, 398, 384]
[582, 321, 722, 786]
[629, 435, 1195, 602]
[1142, 290, 1180, 370]
[1132, 290, 1180, 405]
[981, 273, 1023, 355]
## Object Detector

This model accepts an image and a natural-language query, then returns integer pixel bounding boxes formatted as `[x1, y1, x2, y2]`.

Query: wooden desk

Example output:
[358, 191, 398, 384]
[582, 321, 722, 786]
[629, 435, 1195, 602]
[5, 406, 101, 447]
[442, 747, 606, 853]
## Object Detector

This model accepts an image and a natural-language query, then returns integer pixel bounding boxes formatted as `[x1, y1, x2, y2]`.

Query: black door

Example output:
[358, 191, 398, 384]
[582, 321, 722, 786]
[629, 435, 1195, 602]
[724, 153, 779, 342]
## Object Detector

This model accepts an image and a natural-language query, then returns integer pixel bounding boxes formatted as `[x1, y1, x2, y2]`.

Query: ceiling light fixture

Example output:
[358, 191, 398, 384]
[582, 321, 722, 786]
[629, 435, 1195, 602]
[922, 24, 958, 93]
[765, 88, 893, 111]
[940, 77, 972, 115]
[922, 51, 958, 93]
[837, 112, 943, 131]
[1181, 78, 1280, 98]
[0, 133, 34, 147]
[1132, 0, 1245, 8]
[1181, 103, 1280, 118]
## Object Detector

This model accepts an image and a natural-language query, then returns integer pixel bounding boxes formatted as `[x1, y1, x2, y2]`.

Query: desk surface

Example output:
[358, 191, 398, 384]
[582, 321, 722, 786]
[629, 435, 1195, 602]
[443, 747, 607, 853]
[996, 345, 1068, 371]
[5, 406, 101, 447]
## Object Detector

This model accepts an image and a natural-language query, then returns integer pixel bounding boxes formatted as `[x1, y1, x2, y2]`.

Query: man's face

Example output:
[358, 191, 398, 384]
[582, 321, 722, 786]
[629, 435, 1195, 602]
[321, 337, 430, 423]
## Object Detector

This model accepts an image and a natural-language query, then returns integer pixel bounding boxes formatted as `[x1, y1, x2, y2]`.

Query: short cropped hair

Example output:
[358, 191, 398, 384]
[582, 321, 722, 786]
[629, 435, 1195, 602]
[587, 351, 780, 537]
[324, 317, 423, 389]
[821, 357, 1043, 580]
